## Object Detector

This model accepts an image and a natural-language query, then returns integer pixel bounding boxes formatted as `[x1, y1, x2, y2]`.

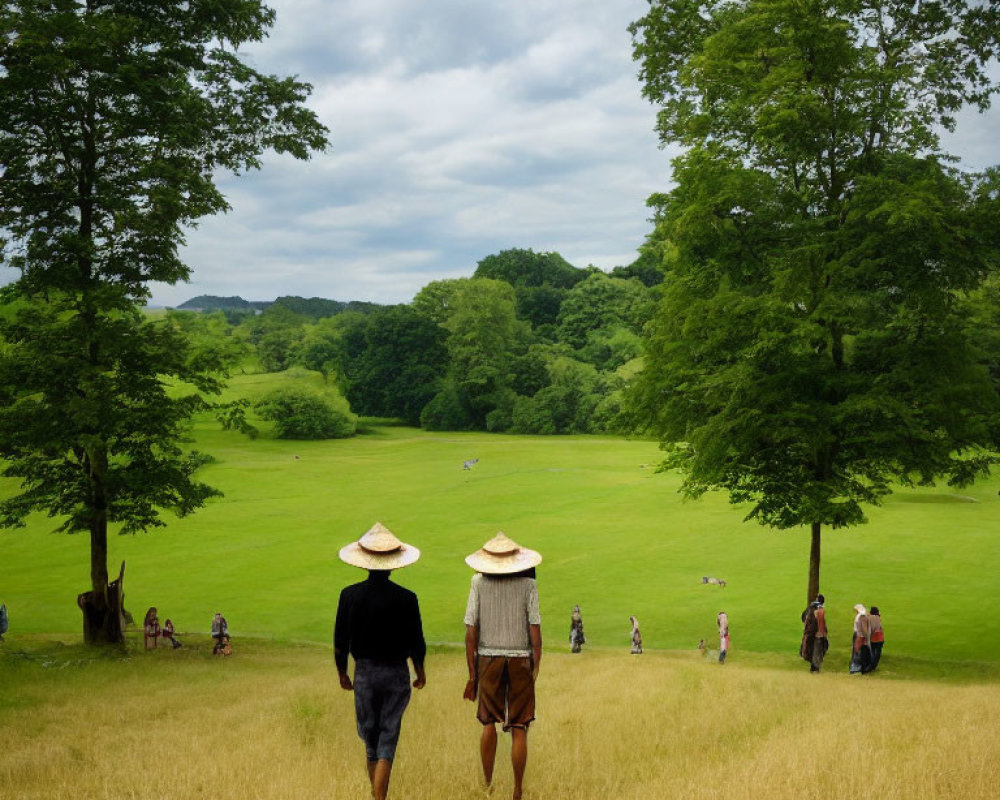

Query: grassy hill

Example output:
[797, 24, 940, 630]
[1, 370, 999, 669]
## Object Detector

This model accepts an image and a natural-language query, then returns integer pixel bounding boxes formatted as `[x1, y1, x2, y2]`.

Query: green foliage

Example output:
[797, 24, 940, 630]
[254, 386, 356, 440]
[420, 377, 474, 431]
[578, 326, 644, 372]
[511, 356, 601, 434]
[164, 311, 247, 370]
[610, 250, 664, 287]
[474, 248, 585, 289]
[442, 278, 531, 428]
[271, 296, 382, 320]
[175, 296, 265, 312]
[0, 294, 224, 534]
[344, 305, 448, 425]
[411, 278, 468, 326]
[557, 272, 655, 350]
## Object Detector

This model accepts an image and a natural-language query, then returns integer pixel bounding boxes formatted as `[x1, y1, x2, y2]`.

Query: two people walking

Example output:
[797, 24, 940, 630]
[850, 603, 885, 674]
[334, 523, 542, 800]
[800, 595, 885, 674]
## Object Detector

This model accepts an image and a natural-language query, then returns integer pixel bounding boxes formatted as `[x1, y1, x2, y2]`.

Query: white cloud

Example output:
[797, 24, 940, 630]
[5, 0, 996, 307]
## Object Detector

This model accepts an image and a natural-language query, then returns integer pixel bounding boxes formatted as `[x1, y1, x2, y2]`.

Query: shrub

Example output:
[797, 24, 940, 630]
[254, 388, 356, 439]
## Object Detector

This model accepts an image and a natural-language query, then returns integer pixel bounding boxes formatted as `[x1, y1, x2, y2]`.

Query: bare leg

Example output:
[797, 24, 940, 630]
[511, 727, 528, 800]
[366, 760, 376, 796]
[480, 723, 498, 786]
[372, 759, 393, 800]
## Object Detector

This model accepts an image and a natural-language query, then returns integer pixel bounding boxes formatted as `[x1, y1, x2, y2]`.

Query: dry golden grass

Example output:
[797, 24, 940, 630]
[3, 639, 999, 800]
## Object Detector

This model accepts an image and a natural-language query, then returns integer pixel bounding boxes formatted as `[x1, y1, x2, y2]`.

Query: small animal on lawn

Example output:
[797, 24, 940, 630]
[701, 576, 727, 587]
[462, 458, 479, 470]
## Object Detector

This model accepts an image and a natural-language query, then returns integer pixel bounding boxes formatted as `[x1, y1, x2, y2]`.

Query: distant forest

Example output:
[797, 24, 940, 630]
[167, 247, 664, 434]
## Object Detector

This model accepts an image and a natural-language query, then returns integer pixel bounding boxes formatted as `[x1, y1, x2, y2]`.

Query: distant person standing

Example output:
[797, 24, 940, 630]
[569, 605, 585, 653]
[0, 602, 8, 642]
[800, 594, 828, 672]
[335, 522, 426, 800]
[629, 615, 643, 654]
[869, 606, 885, 670]
[717, 611, 730, 663]
[211, 611, 230, 654]
[463, 533, 542, 800]
[143, 607, 161, 650]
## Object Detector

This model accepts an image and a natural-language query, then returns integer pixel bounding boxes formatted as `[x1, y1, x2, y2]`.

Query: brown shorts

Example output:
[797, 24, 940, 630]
[476, 655, 535, 731]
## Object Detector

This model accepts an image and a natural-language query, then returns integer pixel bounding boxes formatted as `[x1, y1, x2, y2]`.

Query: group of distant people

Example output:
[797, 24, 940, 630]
[141, 607, 233, 655]
[142, 607, 182, 650]
[570, 609, 733, 664]
[800, 595, 885, 673]
[333, 523, 540, 800]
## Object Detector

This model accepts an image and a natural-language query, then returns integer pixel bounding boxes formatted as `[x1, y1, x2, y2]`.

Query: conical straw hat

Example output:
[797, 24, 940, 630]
[339, 522, 420, 571]
[465, 532, 542, 575]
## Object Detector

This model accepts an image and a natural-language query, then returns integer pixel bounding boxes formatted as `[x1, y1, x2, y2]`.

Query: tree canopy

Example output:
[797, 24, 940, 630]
[629, 0, 1000, 602]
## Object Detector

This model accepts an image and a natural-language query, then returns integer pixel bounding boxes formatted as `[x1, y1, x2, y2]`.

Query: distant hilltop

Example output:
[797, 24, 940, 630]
[172, 295, 384, 317]
[174, 295, 272, 311]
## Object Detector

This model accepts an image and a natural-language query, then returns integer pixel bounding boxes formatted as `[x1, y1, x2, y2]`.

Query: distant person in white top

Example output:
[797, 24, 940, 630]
[463, 533, 542, 800]
[717, 611, 730, 663]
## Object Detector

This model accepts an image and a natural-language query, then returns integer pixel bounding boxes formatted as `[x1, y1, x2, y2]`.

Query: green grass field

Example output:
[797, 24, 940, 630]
[2, 370, 999, 671]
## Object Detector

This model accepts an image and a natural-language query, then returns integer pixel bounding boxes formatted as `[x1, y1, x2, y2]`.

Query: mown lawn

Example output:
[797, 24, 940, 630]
[1, 370, 999, 668]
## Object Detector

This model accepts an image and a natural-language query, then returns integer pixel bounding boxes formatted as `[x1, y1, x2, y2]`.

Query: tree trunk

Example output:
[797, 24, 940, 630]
[79, 443, 126, 644]
[79, 559, 127, 644]
[807, 522, 821, 605]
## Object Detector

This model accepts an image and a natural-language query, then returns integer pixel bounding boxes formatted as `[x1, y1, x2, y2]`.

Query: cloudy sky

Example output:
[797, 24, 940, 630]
[5, 1, 998, 307]
[147, 0, 677, 307]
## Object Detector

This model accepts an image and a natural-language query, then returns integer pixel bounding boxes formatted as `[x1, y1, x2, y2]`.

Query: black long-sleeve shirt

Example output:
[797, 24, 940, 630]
[333, 571, 426, 674]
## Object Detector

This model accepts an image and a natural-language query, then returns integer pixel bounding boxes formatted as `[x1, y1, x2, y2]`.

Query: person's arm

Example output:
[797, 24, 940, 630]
[333, 591, 353, 690]
[526, 580, 542, 680]
[410, 594, 427, 689]
[463, 624, 478, 700]
[529, 624, 542, 681]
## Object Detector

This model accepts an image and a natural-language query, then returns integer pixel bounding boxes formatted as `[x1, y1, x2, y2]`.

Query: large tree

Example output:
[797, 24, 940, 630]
[0, 0, 327, 642]
[345, 305, 448, 425]
[629, 0, 1000, 603]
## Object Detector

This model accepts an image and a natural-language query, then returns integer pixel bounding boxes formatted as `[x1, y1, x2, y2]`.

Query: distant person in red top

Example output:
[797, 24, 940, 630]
[143, 607, 160, 650]
[869, 606, 885, 670]
[800, 594, 828, 672]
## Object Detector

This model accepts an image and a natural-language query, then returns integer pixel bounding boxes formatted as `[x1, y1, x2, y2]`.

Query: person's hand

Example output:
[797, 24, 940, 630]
[338, 672, 354, 691]
[531, 664, 539, 683]
[413, 671, 426, 690]
[463, 678, 477, 701]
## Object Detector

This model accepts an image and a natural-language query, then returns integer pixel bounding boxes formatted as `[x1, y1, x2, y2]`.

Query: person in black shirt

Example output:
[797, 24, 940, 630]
[335, 523, 426, 800]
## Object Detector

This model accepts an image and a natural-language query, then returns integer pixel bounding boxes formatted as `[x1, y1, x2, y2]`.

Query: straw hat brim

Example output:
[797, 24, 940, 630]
[465, 547, 542, 575]
[339, 542, 421, 571]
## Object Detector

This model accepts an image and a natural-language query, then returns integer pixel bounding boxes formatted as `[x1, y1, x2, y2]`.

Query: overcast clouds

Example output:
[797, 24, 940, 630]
[6, 1, 999, 307]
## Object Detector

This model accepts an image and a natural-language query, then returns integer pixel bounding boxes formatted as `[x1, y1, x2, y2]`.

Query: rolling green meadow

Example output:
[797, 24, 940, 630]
[2, 371, 998, 664]
[3, 370, 1000, 799]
